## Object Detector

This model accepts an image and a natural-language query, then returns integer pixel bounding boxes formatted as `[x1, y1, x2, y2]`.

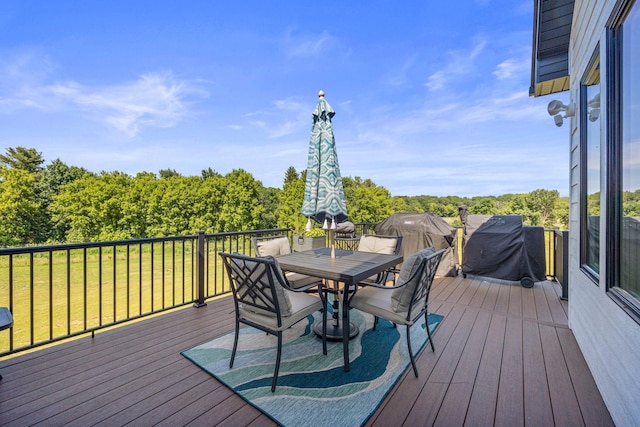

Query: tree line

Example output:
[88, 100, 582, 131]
[0, 146, 572, 247]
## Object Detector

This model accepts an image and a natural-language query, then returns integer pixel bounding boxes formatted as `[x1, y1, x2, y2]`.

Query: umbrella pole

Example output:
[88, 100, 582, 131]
[330, 229, 335, 258]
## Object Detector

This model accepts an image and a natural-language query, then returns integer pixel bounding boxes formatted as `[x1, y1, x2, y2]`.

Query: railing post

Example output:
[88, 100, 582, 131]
[194, 230, 207, 308]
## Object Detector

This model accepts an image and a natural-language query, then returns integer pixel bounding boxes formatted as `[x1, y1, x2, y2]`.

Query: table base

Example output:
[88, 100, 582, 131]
[313, 321, 359, 341]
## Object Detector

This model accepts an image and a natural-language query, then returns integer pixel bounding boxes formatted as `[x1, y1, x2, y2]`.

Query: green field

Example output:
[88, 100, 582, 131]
[0, 241, 234, 353]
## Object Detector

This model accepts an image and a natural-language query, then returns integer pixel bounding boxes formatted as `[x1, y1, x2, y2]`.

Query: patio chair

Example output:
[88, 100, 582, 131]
[349, 247, 445, 377]
[219, 252, 327, 392]
[251, 235, 323, 289]
[0, 307, 13, 380]
[357, 235, 403, 285]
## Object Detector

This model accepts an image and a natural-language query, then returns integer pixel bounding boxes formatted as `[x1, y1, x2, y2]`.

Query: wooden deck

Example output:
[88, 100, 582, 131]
[0, 276, 614, 426]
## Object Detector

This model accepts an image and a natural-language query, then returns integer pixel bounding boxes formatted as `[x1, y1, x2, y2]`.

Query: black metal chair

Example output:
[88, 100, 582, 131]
[219, 252, 327, 392]
[357, 235, 404, 285]
[349, 248, 445, 377]
[250, 235, 324, 289]
[0, 307, 13, 380]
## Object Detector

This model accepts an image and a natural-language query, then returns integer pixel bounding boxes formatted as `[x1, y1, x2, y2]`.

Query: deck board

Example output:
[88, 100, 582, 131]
[433, 310, 491, 426]
[465, 313, 507, 426]
[495, 316, 524, 427]
[0, 278, 614, 427]
[522, 320, 555, 426]
[480, 280, 500, 311]
[405, 307, 479, 426]
[539, 324, 585, 426]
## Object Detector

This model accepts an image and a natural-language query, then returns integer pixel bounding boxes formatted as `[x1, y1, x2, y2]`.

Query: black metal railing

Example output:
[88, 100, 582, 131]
[0, 224, 562, 357]
[0, 228, 292, 356]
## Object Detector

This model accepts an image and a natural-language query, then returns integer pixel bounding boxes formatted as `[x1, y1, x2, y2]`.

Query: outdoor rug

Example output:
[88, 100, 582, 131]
[181, 309, 444, 427]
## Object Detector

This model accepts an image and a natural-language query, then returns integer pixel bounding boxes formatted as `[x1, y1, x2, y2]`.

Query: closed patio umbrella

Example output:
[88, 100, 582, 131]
[302, 90, 348, 238]
[302, 91, 352, 339]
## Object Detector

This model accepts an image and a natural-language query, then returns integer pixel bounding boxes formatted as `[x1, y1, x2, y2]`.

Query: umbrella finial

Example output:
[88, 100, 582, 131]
[318, 90, 325, 98]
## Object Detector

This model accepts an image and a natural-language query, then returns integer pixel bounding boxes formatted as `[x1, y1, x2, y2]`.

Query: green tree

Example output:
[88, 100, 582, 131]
[283, 166, 299, 185]
[191, 174, 226, 232]
[527, 189, 559, 227]
[200, 167, 220, 180]
[35, 159, 89, 242]
[37, 159, 88, 205]
[159, 168, 181, 179]
[277, 170, 306, 232]
[390, 196, 412, 213]
[258, 187, 280, 229]
[50, 171, 133, 242]
[554, 197, 570, 228]
[0, 167, 40, 246]
[0, 147, 49, 243]
[470, 197, 497, 215]
[622, 190, 640, 216]
[117, 172, 157, 238]
[0, 146, 44, 175]
[344, 177, 393, 223]
[217, 169, 264, 231]
[146, 176, 203, 236]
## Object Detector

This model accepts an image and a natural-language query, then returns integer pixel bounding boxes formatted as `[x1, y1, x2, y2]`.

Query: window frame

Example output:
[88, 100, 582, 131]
[579, 48, 601, 284]
[606, 0, 640, 324]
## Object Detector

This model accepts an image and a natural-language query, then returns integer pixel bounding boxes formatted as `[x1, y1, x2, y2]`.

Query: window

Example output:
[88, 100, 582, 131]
[608, 0, 640, 321]
[580, 50, 601, 282]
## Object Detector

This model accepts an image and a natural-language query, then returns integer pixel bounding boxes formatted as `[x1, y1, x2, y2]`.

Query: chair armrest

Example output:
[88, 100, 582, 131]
[0, 307, 13, 331]
[282, 280, 323, 293]
[356, 280, 408, 290]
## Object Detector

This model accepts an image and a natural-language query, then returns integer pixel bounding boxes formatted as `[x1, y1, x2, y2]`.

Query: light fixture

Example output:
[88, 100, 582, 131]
[547, 100, 575, 127]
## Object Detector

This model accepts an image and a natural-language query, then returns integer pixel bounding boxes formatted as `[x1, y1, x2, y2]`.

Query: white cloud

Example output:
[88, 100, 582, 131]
[425, 71, 447, 91]
[48, 72, 207, 137]
[0, 51, 59, 112]
[0, 53, 208, 137]
[386, 55, 418, 87]
[284, 30, 338, 57]
[246, 96, 309, 138]
[493, 57, 529, 80]
[272, 98, 305, 111]
[425, 37, 487, 92]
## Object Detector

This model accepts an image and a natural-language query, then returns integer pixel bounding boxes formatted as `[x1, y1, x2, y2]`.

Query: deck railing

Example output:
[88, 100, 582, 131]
[0, 225, 563, 357]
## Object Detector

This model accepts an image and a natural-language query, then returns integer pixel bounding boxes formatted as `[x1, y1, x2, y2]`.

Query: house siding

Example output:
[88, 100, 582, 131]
[568, 1, 640, 426]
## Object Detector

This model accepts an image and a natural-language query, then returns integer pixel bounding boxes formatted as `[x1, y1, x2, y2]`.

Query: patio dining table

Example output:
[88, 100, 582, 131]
[276, 247, 403, 372]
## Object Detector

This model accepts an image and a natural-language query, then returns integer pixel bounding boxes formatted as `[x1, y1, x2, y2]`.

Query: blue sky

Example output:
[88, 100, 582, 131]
[0, 0, 570, 197]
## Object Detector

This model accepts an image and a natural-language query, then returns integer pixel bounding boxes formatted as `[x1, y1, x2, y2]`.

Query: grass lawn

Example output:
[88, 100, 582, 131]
[0, 240, 233, 353]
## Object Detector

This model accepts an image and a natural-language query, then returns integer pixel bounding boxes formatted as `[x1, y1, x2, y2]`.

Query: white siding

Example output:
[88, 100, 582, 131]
[568, 1, 640, 426]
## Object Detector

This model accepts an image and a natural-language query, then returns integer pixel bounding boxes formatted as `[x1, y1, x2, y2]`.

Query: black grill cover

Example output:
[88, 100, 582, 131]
[374, 213, 458, 276]
[460, 212, 545, 282]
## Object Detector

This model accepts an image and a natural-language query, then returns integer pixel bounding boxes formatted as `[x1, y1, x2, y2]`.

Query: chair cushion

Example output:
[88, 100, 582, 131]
[256, 237, 292, 257]
[240, 291, 323, 331]
[391, 248, 435, 313]
[350, 286, 414, 325]
[285, 272, 320, 289]
[357, 235, 397, 254]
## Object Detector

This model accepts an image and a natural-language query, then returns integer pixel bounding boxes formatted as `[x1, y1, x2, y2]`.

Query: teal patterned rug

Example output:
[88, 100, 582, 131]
[181, 310, 443, 427]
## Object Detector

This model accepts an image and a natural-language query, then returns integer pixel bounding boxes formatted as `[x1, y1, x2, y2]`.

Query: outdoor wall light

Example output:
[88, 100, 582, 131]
[547, 100, 575, 127]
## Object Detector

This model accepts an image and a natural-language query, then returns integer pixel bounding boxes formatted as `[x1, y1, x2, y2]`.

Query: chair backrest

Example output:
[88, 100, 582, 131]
[219, 252, 292, 321]
[357, 234, 403, 255]
[251, 235, 292, 257]
[391, 248, 445, 317]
